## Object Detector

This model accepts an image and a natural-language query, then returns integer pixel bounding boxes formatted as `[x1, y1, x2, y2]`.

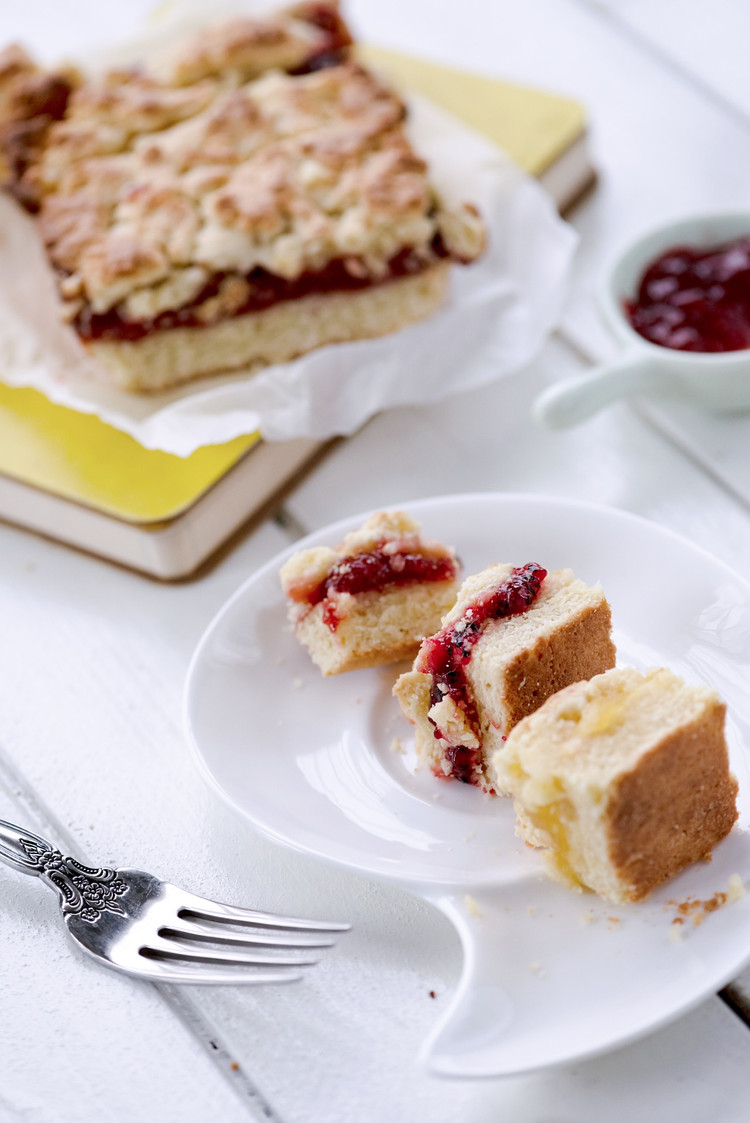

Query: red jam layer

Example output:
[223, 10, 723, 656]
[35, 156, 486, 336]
[417, 562, 547, 786]
[292, 546, 459, 632]
[626, 236, 750, 352]
[288, 2, 353, 74]
[73, 240, 450, 342]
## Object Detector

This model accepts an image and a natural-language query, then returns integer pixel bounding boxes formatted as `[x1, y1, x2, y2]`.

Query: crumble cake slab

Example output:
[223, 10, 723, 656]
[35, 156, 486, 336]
[0, 2, 485, 392]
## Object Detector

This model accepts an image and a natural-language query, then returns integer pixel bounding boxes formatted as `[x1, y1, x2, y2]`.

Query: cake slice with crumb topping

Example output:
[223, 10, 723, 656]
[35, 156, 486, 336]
[280, 510, 460, 675]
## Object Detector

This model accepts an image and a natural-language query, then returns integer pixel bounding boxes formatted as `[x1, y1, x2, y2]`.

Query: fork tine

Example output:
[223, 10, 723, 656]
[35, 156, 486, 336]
[131, 957, 305, 986]
[142, 934, 320, 969]
[171, 887, 350, 932]
[163, 917, 335, 948]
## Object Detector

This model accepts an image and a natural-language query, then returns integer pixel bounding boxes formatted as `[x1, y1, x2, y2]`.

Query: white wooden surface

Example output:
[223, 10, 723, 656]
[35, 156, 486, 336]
[3, 2, 750, 1120]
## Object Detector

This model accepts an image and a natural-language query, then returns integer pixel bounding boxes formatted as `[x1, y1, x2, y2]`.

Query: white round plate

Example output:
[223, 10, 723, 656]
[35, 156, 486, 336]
[185, 493, 750, 1075]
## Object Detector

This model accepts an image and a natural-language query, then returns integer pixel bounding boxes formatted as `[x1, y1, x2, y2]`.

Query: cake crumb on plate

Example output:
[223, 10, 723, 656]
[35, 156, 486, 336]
[668, 874, 746, 928]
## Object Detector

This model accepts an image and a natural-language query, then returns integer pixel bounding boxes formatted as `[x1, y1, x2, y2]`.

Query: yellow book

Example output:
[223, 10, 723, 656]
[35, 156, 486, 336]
[0, 51, 590, 579]
[360, 47, 591, 209]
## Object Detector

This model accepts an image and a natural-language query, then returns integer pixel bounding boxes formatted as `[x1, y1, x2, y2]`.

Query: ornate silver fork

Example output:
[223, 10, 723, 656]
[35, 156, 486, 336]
[0, 819, 349, 984]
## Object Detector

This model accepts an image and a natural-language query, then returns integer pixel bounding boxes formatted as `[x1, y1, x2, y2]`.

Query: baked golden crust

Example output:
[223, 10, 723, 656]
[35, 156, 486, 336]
[501, 600, 616, 730]
[0, 2, 485, 385]
[606, 698, 738, 901]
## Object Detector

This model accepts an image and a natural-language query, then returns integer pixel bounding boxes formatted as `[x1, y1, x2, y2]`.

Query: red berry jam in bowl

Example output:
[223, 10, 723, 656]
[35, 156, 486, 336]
[626, 235, 750, 352]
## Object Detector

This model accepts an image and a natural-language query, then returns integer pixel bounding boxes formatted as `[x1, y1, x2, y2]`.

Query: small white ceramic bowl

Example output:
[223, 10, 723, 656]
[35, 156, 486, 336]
[534, 211, 750, 429]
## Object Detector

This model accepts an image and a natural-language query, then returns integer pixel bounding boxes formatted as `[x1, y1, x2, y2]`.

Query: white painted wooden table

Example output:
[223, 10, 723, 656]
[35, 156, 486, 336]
[3, 2, 750, 1120]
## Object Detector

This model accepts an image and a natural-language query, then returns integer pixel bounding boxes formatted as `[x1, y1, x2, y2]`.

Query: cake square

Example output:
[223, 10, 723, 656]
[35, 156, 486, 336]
[393, 562, 616, 792]
[492, 666, 739, 903]
[280, 510, 460, 675]
[0, 3, 485, 392]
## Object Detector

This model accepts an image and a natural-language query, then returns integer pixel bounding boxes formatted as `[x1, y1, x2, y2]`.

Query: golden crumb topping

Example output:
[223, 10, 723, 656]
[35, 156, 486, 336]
[154, 5, 339, 87]
[1, 3, 485, 324]
[0, 43, 80, 202]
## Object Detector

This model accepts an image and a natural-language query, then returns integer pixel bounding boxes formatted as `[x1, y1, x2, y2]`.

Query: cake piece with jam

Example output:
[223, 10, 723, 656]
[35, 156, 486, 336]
[394, 563, 616, 793]
[280, 510, 460, 675]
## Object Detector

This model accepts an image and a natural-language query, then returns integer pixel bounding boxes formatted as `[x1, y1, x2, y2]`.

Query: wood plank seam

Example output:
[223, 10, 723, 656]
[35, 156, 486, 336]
[553, 328, 750, 518]
[719, 985, 750, 1029]
[631, 402, 750, 520]
[273, 506, 311, 542]
[572, 0, 750, 134]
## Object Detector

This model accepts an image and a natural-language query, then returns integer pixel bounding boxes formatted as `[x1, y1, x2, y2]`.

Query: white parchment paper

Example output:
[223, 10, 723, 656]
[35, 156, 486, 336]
[0, 16, 577, 455]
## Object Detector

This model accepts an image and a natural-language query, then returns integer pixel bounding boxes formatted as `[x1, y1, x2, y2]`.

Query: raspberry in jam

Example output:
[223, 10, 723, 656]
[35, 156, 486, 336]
[291, 547, 459, 632]
[417, 563, 547, 786]
[626, 235, 750, 352]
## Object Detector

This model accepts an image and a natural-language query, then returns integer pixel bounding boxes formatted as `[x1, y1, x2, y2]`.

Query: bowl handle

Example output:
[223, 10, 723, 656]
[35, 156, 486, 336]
[533, 351, 671, 429]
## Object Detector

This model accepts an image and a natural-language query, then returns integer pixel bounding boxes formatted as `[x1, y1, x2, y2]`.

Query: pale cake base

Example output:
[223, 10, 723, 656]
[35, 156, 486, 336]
[493, 667, 739, 903]
[86, 263, 451, 392]
[295, 580, 459, 676]
[394, 567, 616, 792]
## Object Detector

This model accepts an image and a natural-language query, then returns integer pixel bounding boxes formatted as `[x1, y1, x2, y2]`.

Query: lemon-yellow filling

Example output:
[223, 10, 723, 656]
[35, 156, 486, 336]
[528, 799, 583, 888]
[508, 761, 584, 888]
[578, 694, 629, 736]
[560, 679, 653, 738]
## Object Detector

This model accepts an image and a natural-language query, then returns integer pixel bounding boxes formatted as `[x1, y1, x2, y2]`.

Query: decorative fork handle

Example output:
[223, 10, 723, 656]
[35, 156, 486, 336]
[0, 818, 128, 921]
[0, 819, 65, 875]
